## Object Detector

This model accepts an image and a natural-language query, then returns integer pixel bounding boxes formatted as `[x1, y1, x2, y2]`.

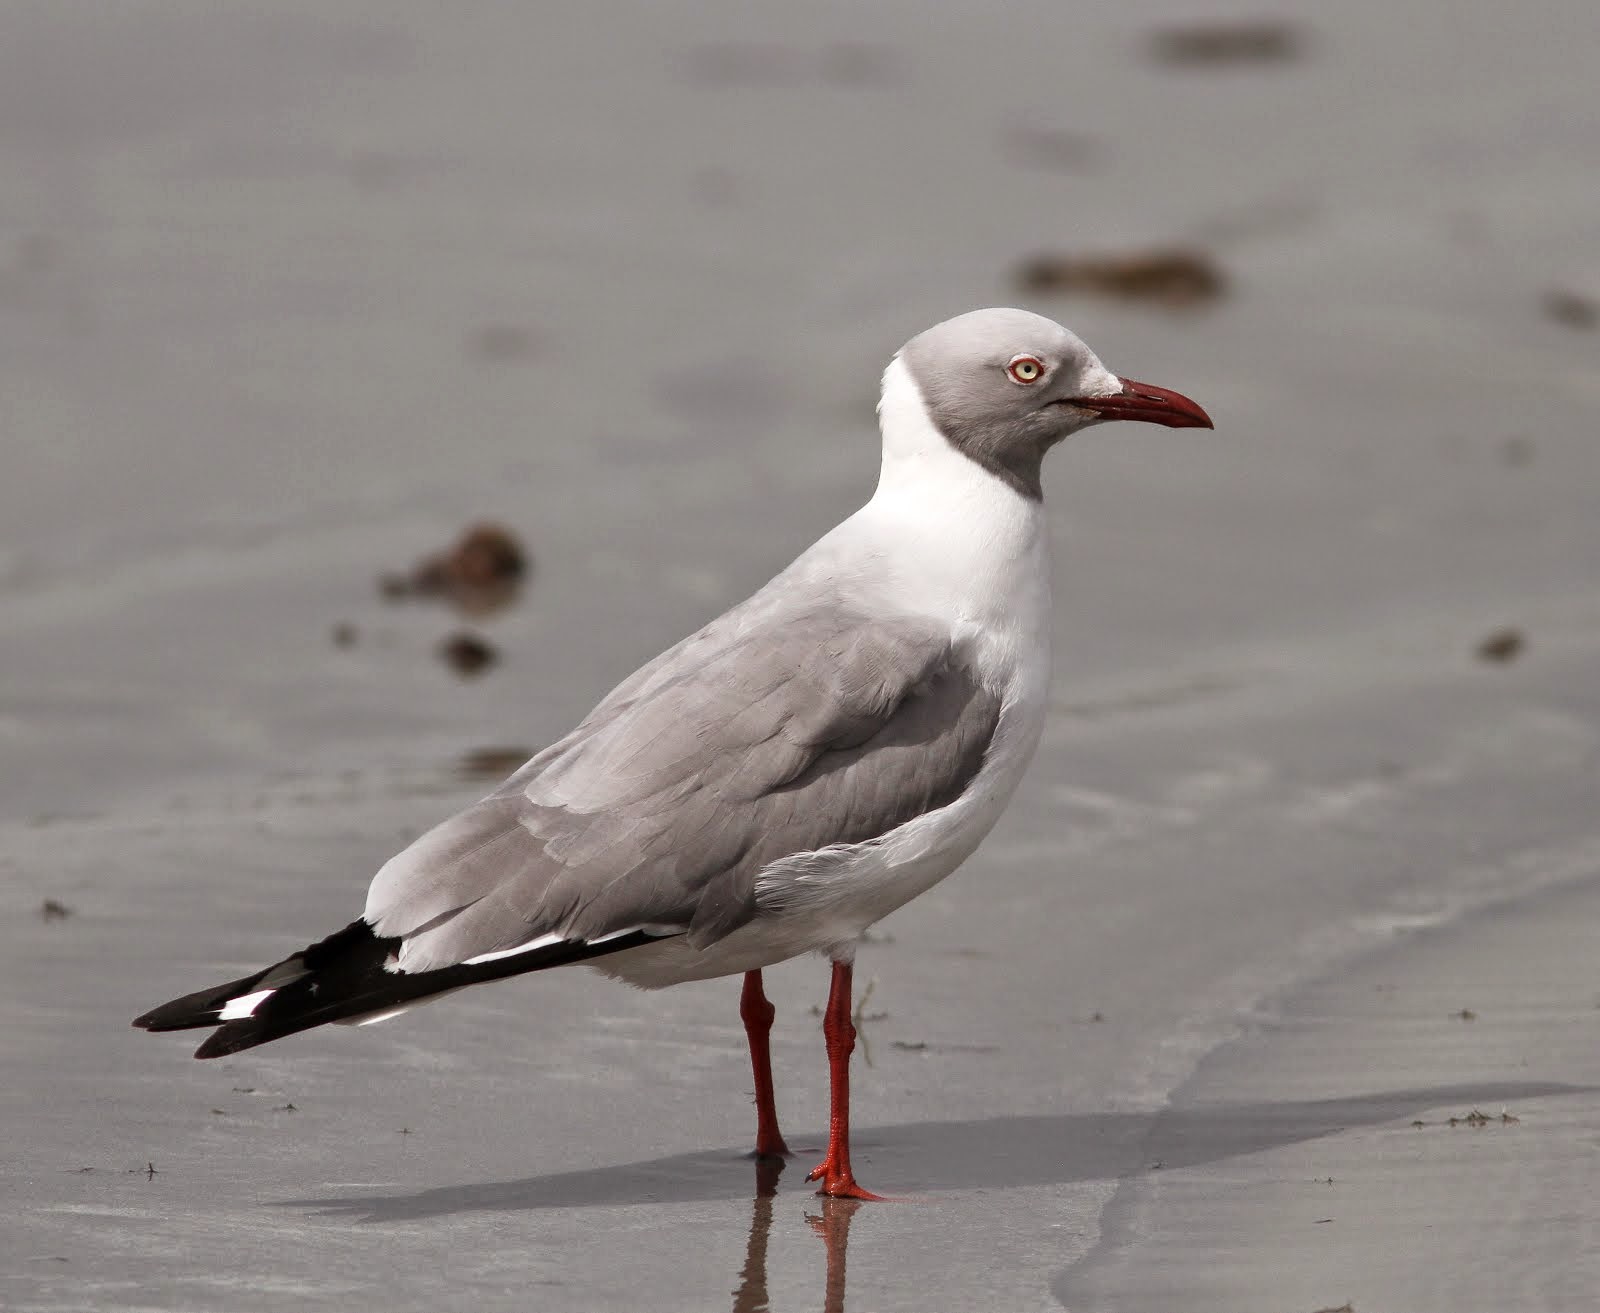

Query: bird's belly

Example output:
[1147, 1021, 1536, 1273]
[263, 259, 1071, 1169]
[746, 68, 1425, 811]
[595, 689, 1045, 991]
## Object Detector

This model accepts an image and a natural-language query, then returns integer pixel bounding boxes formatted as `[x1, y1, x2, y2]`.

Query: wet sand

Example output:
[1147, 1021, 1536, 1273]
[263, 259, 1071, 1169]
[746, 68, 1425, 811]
[4, 2, 1600, 1309]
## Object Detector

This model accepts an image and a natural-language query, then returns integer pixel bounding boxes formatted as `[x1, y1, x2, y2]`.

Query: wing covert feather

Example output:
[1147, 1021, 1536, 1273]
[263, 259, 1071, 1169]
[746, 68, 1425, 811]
[365, 601, 1001, 969]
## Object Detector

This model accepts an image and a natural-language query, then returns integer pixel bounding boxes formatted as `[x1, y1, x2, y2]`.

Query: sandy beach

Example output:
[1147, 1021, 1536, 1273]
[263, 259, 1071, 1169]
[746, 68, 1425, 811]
[4, 2, 1599, 1309]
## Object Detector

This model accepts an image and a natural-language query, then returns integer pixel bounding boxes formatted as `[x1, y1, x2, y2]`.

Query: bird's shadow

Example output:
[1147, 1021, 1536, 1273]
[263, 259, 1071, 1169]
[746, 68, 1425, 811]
[277, 1079, 1581, 1223]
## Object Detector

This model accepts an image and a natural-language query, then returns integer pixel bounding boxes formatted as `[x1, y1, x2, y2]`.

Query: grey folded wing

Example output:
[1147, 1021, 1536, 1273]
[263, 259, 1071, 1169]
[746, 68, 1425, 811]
[364, 602, 1003, 971]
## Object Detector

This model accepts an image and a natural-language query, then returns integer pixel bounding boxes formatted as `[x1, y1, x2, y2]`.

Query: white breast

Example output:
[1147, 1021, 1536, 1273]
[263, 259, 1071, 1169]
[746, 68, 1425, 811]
[598, 358, 1055, 988]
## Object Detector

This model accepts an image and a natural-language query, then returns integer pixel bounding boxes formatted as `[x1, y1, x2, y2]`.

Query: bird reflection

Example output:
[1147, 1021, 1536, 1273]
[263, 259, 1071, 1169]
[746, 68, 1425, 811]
[731, 1157, 863, 1313]
[805, 1195, 863, 1313]
[730, 1157, 783, 1313]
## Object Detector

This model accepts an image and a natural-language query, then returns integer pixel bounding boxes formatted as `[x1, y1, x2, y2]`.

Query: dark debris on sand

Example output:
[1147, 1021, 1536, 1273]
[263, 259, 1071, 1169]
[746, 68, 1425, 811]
[1149, 21, 1304, 67]
[1448, 1108, 1519, 1128]
[1542, 288, 1598, 330]
[39, 898, 74, 921]
[1017, 248, 1225, 309]
[1414, 1109, 1521, 1129]
[438, 631, 499, 678]
[458, 745, 535, 779]
[380, 522, 531, 616]
[1475, 627, 1525, 665]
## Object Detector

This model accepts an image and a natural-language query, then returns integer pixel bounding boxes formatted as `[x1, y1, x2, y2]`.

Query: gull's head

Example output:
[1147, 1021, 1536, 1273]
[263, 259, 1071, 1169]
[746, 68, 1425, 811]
[888, 307, 1213, 500]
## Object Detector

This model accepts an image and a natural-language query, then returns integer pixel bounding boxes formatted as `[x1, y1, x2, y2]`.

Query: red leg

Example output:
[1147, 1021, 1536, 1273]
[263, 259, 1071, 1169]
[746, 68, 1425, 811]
[740, 969, 791, 1159]
[805, 959, 886, 1200]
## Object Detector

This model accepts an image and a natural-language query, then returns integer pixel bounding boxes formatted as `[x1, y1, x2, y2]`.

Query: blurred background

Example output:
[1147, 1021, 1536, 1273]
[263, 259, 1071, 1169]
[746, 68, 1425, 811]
[5, 0, 1596, 812]
[4, 3, 1598, 1311]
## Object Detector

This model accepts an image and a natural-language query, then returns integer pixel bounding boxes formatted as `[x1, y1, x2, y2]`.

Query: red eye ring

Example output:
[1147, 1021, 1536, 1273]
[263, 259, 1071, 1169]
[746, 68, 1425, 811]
[1006, 355, 1045, 384]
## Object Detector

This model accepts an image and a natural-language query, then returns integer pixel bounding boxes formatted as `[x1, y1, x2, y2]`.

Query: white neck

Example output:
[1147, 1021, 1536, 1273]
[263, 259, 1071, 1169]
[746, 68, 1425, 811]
[848, 356, 1050, 631]
[874, 354, 992, 494]
[871, 355, 1045, 525]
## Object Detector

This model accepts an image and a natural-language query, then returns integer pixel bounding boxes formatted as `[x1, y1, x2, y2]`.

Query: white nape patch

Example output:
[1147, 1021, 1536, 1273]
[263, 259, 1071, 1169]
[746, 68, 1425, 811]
[873, 356, 1045, 515]
[218, 988, 275, 1021]
[862, 357, 1050, 633]
[462, 931, 565, 966]
[876, 355, 954, 470]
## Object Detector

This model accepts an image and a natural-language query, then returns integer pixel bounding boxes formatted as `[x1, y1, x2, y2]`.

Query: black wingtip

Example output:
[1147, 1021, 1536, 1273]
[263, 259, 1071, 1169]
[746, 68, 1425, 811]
[193, 1026, 258, 1060]
[141, 923, 674, 1058]
[132, 968, 271, 1032]
[132, 999, 201, 1030]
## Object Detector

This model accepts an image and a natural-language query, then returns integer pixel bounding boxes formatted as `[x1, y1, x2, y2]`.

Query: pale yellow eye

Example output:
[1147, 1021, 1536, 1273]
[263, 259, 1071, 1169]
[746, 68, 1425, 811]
[1007, 355, 1044, 384]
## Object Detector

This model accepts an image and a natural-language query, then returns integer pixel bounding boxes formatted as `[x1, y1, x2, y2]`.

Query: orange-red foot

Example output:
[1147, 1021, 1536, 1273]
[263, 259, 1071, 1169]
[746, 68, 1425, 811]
[748, 1137, 793, 1161]
[805, 1159, 888, 1202]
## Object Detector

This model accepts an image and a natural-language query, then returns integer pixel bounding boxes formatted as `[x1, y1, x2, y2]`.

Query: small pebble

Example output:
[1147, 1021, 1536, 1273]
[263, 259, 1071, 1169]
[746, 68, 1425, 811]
[439, 632, 499, 678]
[1017, 247, 1225, 308]
[1149, 21, 1304, 67]
[1475, 627, 1525, 664]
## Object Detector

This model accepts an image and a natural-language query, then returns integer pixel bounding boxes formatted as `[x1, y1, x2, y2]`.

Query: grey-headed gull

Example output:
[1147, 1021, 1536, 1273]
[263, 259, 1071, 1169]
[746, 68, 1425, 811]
[135, 307, 1212, 1199]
